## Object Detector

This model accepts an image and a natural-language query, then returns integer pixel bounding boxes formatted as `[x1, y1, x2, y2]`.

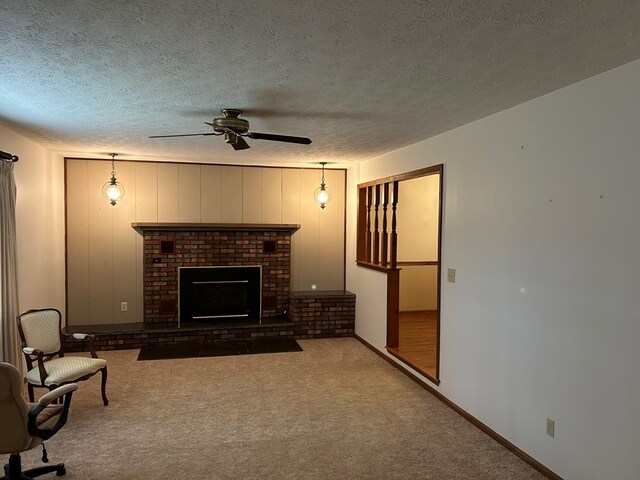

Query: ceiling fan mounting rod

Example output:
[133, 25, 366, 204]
[221, 109, 242, 118]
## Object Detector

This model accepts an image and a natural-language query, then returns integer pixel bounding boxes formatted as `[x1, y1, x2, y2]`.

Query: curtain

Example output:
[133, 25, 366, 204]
[0, 160, 20, 368]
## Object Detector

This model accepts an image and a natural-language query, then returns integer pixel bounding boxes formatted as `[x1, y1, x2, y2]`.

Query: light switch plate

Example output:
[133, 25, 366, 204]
[447, 268, 456, 283]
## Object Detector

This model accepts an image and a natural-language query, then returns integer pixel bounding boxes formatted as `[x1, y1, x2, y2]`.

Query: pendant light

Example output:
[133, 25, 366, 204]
[102, 153, 125, 206]
[314, 162, 331, 209]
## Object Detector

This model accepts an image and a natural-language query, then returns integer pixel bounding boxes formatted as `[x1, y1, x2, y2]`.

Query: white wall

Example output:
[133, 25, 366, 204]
[346, 59, 640, 480]
[397, 174, 439, 262]
[0, 125, 66, 316]
[397, 174, 439, 311]
[399, 266, 437, 311]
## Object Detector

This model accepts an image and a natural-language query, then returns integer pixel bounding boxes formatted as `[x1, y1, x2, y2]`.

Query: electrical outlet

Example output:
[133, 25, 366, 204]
[447, 268, 456, 283]
[120, 301, 128, 312]
[546, 418, 555, 438]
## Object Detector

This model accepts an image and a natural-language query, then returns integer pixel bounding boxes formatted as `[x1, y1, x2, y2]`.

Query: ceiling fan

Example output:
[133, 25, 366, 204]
[149, 109, 312, 151]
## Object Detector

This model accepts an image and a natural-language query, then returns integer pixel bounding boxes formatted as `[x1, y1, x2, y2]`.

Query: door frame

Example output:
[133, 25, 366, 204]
[356, 164, 443, 384]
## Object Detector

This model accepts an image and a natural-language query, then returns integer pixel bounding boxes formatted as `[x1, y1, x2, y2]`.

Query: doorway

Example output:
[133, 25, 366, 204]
[356, 164, 443, 384]
[393, 173, 441, 381]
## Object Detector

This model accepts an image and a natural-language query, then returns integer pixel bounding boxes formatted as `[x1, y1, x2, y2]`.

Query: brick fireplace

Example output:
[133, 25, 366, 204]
[133, 223, 300, 326]
[63, 222, 355, 352]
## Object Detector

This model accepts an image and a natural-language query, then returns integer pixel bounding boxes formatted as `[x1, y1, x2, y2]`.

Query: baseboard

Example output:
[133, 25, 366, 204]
[354, 334, 563, 480]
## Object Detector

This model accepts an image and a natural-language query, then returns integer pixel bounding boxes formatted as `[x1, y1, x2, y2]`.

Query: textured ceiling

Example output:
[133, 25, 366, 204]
[1, 0, 639, 166]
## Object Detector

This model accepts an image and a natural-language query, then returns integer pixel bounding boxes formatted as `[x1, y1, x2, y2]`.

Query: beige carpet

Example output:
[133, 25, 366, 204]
[8, 338, 545, 479]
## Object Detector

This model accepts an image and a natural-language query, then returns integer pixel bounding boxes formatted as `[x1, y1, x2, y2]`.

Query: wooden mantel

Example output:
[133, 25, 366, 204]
[132, 222, 301, 234]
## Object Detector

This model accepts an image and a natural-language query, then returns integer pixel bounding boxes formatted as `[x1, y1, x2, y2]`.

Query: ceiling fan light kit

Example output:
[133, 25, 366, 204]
[150, 109, 312, 151]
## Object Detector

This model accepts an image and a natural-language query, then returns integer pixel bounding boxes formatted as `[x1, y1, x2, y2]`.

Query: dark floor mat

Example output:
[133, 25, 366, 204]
[137, 338, 302, 361]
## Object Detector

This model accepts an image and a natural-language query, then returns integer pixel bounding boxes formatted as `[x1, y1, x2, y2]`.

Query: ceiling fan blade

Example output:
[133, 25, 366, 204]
[247, 132, 312, 145]
[149, 133, 218, 138]
[231, 136, 251, 151]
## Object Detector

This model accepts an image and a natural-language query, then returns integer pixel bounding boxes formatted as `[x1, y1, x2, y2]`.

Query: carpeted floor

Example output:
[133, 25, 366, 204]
[8, 338, 545, 479]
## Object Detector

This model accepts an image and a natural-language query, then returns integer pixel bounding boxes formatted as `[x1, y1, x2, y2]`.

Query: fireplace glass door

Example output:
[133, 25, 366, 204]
[179, 266, 261, 323]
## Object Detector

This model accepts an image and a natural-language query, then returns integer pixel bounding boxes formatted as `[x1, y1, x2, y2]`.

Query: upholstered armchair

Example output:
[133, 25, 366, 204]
[17, 308, 109, 406]
[0, 361, 77, 480]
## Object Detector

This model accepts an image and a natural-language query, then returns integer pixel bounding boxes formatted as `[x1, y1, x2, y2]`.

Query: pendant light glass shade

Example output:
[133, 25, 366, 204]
[103, 153, 124, 206]
[102, 178, 125, 206]
[314, 185, 331, 208]
[314, 162, 331, 209]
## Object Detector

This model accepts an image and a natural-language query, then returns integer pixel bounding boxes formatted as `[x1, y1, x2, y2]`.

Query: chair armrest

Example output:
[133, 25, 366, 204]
[22, 347, 42, 355]
[37, 384, 78, 406]
[67, 332, 98, 358]
[22, 347, 48, 384]
[28, 384, 78, 441]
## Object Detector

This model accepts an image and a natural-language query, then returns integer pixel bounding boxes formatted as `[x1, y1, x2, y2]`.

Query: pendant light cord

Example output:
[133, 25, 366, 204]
[320, 162, 326, 188]
[110, 153, 117, 177]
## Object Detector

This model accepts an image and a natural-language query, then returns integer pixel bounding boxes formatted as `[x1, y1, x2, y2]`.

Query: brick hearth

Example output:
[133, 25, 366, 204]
[63, 289, 356, 352]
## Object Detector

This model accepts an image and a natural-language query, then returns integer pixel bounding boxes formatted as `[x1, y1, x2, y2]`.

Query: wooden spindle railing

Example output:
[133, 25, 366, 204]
[357, 165, 441, 272]
[356, 180, 399, 270]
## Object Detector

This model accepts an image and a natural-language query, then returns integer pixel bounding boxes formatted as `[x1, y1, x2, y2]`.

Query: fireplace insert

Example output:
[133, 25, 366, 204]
[179, 266, 262, 323]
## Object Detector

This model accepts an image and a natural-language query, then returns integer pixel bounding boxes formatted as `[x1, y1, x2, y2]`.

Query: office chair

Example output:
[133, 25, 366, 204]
[0, 361, 77, 479]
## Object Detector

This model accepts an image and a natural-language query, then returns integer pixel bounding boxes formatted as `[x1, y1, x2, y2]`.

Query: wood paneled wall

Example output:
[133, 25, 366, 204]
[65, 160, 346, 325]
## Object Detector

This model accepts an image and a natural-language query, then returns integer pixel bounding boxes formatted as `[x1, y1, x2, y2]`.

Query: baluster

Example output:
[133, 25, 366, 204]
[366, 186, 373, 262]
[381, 182, 389, 267]
[390, 181, 399, 269]
[373, 184, 381, 265]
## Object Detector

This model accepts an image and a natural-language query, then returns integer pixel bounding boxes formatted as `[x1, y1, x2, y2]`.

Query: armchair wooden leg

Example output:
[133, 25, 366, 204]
[27, 384, 35, 403]
[100, 367, 109, 406]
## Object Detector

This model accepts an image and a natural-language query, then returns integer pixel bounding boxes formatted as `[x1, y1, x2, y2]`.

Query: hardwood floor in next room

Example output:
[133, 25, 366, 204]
[394, 310, 438, 379]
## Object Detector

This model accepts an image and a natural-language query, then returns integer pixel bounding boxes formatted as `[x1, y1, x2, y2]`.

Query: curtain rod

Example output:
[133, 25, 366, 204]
[0, 150, 19, 162]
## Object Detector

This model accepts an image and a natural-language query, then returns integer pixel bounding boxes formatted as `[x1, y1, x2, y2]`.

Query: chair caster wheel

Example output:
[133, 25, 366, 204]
[56, 466, 66, 476]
